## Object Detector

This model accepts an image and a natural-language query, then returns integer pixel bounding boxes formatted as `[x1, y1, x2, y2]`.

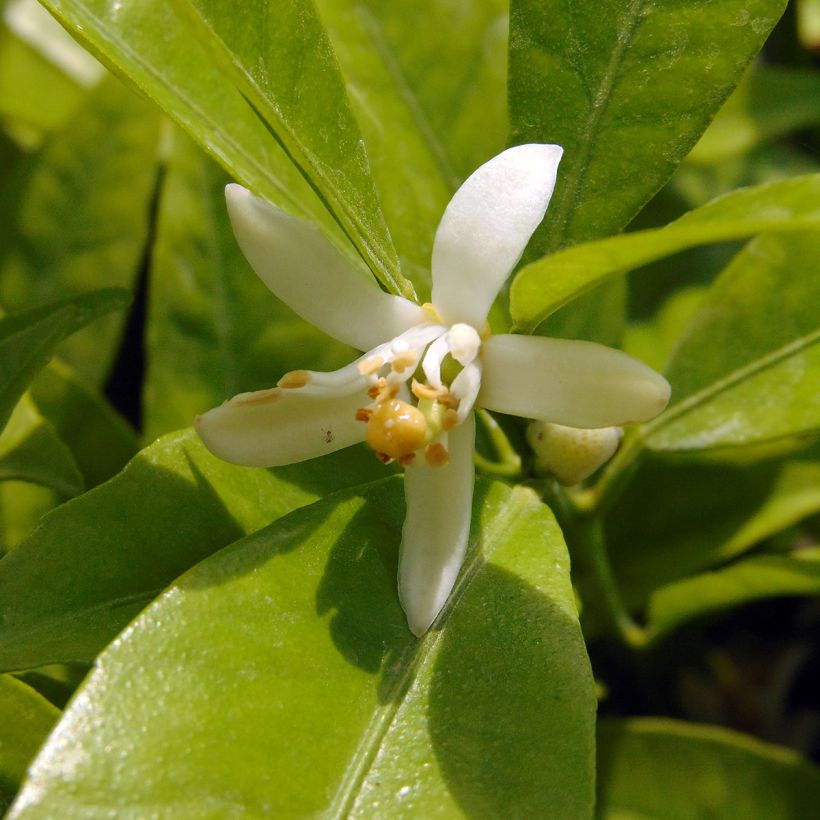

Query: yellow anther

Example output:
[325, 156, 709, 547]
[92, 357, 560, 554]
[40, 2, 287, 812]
[355, 408, 372, 423]
[365, 398, 428, 460]
[442, 408, 459, 431]
[411, 379, 445, 401]
[391, 351, 416, 374]
[425, 442, 450, 467]
[277, 370, 311, 389]
[357, 356, 385, 376]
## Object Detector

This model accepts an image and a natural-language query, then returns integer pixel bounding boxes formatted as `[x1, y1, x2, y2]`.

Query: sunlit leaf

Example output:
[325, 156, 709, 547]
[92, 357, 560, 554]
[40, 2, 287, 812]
[9, 478, 595, 818]
[0, 675, 59, 813]
[0, 483, 56, 556]
[0, 288, 129, 432]
[0, 429, 387, 671]
[173, 0, 410, 297]
[510, 173, 820, 333]
[0, 395, 83, 497]
[144, 132, 355, 439]
[646, 232, 820, 452]
[0, 77, 158, 384]
[598, 718, 820, 819]
[508, 0, 786, 257]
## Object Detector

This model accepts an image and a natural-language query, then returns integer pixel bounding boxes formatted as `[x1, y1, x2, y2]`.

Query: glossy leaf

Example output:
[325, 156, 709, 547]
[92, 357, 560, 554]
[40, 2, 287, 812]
[508, 0, 786, 257]
[646, 232, 820, 452]
[9, 478, 596, 818]
[606, 455, 820, 611]
[0, 396, 83, 497]
[0, 675, 59, 813]
[0, 77, 158, 384]
[690, 65, 820, 165]
[29, 360, 138, 488]
[0, 288, 129, 432]
[598, 718, 820, 819]
[648, 550, 820, 638]
[36, 0, 363, 279]
[0, 429, 387, 671]
[144, 133, 355, 439]
[174, 0, 409, 297]
[510, 173, 820, 333]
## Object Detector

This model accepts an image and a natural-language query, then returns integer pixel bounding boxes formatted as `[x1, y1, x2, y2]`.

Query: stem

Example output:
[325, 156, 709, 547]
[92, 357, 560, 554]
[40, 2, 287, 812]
[474, 409, 522, 478]
[586, 429, 645, 515]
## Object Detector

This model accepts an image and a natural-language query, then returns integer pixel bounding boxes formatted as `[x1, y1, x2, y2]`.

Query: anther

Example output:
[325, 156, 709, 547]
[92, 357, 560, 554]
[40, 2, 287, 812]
[277, 370, 310, 389]
[442, 408, 459, 431]
[355, 408, 372, 423]
[357, 356, 384, 376]
[398, 453, 417, 467]
[391, 351, 416, 374]
[411, 379, 445, 401]
[376, 452, 392, 464]
[425, 442, 450, 467]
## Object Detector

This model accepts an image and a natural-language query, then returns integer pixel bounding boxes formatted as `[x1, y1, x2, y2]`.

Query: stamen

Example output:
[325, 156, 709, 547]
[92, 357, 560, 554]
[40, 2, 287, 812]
[442, 408, 459, 431]
[277, 370, 311, 389]
[357, 356, 385, 376]
[398, 453, 416, 466]
[368, 378, 387, 399]
[425, 442, 450, 467]
[411, 379, 445, 401]
[376, 452, 392, 464]
[355, 408, 372, 422]
[391, 351, 416, 374]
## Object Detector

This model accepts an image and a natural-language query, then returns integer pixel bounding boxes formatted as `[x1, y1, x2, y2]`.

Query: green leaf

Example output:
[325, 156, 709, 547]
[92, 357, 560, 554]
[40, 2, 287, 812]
[646, 232, 820, 453]
[508, 0, 786, 257]
[28, 360, 138, 488]
[798, 0, 820, 49]
[37, 0, 369, 278]
[648, 550, 820, 638]
[606, 455, 820, 612]
[0, 288, 129, 433]
[0, 429, 387, 671]
[0, 483, 57, 556]
[598, 718, 820, 819]
[144, 132, 355, 439]
[689, 65, 820, 166]
[0, 675, 59, 813]
[0, 395, 83, 497]
[0, 77, 158, 384]
[510, 173, 820, 333]
[173, 0, 410, 298]
[9, 478, 595, 818]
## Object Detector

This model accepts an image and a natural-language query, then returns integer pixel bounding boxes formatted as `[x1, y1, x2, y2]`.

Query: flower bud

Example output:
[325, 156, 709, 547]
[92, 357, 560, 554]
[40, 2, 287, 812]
[527, 422, 622, 485]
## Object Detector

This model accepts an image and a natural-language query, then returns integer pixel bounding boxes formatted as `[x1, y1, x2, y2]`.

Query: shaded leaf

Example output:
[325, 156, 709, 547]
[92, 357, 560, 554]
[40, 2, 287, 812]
[0, 483, 56, 556]
[598, 718, 820, 819]
[0, 675, 59, 813]
[0, 288, 129, 432]
[0, 77, 158, 384]
[9, 478, 595, 818]
[508, 0, 786, 257]
[144, 132, 355, 439]
[510, 173, 820, 333]
[0, 429, 387, 671]
[0, 395, 83, 497]
[174, 0, 410, 297]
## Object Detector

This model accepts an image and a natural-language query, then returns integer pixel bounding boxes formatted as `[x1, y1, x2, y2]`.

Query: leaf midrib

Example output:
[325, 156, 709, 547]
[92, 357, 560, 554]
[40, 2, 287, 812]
[547, 0, 647, 250]
[325, 486, 534, 819]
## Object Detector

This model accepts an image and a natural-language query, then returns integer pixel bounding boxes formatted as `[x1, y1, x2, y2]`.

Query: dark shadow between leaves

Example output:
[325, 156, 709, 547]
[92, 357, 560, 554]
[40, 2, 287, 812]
[429, 564, 596, 818]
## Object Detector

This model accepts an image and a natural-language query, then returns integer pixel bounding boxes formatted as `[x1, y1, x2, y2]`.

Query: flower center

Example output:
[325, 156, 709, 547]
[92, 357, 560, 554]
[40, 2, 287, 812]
[354, 322, 484, 468]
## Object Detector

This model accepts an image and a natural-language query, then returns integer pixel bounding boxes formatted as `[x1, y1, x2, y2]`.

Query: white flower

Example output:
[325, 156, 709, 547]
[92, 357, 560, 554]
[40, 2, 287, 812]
[195, 145, 670, 636]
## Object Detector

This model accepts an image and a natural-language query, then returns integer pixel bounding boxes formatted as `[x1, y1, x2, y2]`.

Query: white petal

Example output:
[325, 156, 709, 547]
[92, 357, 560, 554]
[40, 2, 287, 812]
[226, 184, 427, 350]
[431, 144, 563, 328]
[450, 360, 483, 423]
[398, 414, 475, 636]
[479, 334, 671, 427]
[195, 387, 366, 468]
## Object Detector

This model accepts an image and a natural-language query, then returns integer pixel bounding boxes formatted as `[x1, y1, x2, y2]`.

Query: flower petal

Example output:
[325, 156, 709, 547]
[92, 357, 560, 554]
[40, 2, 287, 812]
[226, 184, 427, 350]
[195, 386, 366, 467]
[431, 144, 563, 328]
[480, 334, 671, 427]
[398, 413, 475, 636]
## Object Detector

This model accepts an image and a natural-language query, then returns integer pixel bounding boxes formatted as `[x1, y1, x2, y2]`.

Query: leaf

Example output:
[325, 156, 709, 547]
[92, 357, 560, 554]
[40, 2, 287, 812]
[0, 77, 158, 384]
[0, 675, 59, 813]
[689, 65, 820, 165]
[0, 288, 129, 433]
[508, 0, 787, 257]
[29, 360, 138, 488]
[648, 550, 820, 638]
[0, 395, 83, 497]
[598, 718, 820, 819]
[0, 429, 387, 671]
[173, 0, 410, 298]
[9, 478, 595, 818]
[510, 172, 820, 333]
[0, 483, 56, 556]
[36, 0, 368, 284]
[143, 132, 355, 439]
[606, 454, 820, 612]
[646, 232, 820, 453]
